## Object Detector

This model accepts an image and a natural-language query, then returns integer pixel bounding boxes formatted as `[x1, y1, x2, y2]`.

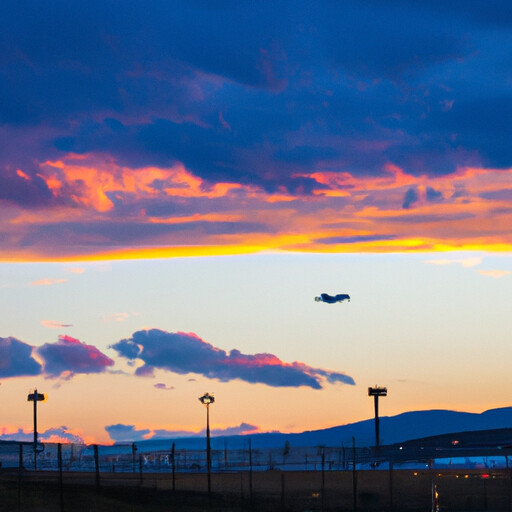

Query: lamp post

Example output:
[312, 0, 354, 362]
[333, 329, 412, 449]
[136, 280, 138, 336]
[199, 392, 215, 498]
[27, 389, 47, 470]
[368, 386, 387, 450]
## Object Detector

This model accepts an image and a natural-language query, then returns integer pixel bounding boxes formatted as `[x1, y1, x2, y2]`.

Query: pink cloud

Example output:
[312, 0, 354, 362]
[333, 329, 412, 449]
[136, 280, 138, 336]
[36, 335, 114, 379]
[41, 320, 73, 329]
[31, 278, 67, 286]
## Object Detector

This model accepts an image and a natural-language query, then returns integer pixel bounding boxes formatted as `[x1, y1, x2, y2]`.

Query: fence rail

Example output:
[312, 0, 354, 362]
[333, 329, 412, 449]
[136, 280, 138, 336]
[2, 441, 512, 511]
[1, 440, 510, 473]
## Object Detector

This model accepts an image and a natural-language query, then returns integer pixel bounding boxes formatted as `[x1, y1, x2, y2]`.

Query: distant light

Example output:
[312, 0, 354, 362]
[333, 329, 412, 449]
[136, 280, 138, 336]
[399, 446, 403, 450]
[413, 472, 418, 476]
[199, 392, 215, 405]
[482, 474, 490, 479]
[451, 439, 459, 446]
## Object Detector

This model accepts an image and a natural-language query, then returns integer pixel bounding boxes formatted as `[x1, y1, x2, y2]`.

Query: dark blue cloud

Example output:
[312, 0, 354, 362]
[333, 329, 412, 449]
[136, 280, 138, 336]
[426, 187, 444, 202]
[0, 337, 42, 378]
[107, 422, 260, 442]
[105, 424, 150, 443]
[402, 188, 419, 209]
[1, 0, 512, 193]
[111, 329, 355, 389]
[384, 212, 474, 224]
[18, 220, 272, 251]
[0, 170, 54, 208]
[480, 189, 512, 201]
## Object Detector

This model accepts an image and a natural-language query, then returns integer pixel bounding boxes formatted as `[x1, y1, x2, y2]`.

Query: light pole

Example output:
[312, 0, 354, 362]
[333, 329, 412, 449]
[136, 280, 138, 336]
[27, 389, 47, 470]
[199, 392, 215, 499]
[368, 386, 387, 450]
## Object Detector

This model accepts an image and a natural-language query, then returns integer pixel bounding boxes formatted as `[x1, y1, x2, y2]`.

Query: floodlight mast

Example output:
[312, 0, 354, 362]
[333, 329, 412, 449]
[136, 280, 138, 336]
[368, 386, 387, 450]
[27, 389, 46, 470]
[199, 392, 215, 500]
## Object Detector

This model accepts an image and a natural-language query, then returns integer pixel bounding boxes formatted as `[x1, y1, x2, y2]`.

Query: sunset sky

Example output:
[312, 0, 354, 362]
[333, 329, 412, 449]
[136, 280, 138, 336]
[1, 1, 512, 445]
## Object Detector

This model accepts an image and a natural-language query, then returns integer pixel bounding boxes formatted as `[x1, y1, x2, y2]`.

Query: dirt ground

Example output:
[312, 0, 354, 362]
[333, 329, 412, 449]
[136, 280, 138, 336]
[1, 468, 511, 511]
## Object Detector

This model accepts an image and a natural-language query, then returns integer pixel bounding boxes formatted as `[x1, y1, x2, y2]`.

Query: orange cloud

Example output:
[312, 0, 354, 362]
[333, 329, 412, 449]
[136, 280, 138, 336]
[31, 278, 68, 286]
[4, 154, 512, 262]
[477, 269, 512, 278]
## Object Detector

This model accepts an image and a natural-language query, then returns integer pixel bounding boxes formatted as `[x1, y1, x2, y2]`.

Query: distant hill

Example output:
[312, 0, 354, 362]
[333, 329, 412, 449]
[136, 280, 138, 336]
[130, 406, 512, 452]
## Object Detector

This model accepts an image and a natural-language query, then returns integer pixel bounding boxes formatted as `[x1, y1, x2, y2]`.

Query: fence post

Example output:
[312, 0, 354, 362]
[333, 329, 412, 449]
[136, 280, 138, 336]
[132, 443, 137, 473]
[281, 473, 285, 512]
[94, 444, 100, 489]
[388, 461, 393, 512]
[248, 438, 253, 507]
[507, 455, 512, 512]
[352, 437, 357, 512]
[139, 454, 143, 486]
[321, 447, 325, 512]
[171, 442, 176, 492]
[18, 443, 23, 512]
[58, 443, 64, 512]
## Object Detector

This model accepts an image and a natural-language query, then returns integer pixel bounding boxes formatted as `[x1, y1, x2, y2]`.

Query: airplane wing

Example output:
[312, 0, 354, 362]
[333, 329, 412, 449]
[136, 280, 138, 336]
[315, 293, 350, 304]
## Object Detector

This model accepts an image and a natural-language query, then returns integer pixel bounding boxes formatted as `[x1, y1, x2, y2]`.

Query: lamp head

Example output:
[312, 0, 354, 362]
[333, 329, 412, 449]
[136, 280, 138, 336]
[199, 392, 215, 405]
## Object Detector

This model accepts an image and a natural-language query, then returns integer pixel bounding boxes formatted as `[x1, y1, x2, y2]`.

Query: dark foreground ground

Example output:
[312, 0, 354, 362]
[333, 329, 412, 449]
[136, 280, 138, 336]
[0, 482, 241, 512]
[1, 468, 511, 511]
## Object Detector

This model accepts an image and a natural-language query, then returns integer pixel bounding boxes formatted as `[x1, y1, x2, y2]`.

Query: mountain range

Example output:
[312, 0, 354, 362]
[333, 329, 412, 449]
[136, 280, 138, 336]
[131, 406, 512, 451]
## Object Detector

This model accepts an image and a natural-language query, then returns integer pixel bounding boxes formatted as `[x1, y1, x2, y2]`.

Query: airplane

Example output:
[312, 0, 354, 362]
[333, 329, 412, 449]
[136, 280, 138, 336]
[314, 293, 350, 304]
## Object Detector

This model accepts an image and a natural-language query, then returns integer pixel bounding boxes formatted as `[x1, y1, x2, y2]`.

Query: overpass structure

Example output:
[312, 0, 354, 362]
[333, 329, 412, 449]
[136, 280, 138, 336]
[367, 428, 512, 466]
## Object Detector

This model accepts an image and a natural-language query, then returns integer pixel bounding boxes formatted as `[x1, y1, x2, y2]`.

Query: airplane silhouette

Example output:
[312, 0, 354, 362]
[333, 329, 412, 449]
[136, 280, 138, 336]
[314, 293, 350, 304]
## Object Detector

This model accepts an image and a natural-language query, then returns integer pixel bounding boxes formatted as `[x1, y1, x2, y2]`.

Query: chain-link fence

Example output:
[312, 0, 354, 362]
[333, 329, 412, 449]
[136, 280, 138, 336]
[1, 440, 512, 510]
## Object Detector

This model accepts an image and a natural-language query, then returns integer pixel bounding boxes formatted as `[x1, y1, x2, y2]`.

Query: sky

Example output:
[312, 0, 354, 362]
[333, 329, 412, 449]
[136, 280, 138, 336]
[1, 1, 512, 445]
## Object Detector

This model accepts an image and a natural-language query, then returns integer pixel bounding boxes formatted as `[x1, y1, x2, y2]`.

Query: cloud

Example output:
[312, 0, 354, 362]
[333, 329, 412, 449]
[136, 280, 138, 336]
[111, 329, 355, 389]
[426, 257, 482, 268]
[101, 312, 130, 323]
[105, 424, 151, 443]
[65, 267, 86, 274]
[315, 234, 395, 245]
[41, 320, 73, 329]
[0, 428, 32, 442]
[36, 335, 114, 379]
[154, 383, 174, 390]
[39, 426, 84, 444]
[31, 278, 67, 286]
[426, 186, 444, 202]
[477, 269, 512, 278]
[0, 335, 116, 380]
[0, 337, 42, 378]
[402, 188, 419, 209]
[106, 422, 261, 442]
[147, 428, 198, 440]
[0, 426, 84, 444]
[211, 423, 260, 436]
[135, 365, 155, 377]
[4, 3, 512, 259]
